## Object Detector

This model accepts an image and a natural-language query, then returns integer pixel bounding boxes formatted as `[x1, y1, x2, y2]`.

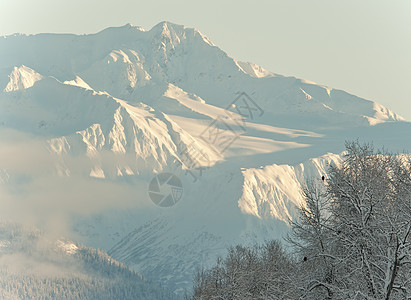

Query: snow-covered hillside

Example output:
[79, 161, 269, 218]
[0, 222, 175, 299]
[0, 21, 410, 296]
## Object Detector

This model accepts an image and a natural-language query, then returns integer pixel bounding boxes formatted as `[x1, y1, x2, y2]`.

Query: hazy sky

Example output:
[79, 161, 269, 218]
[1, 0, 410, 120]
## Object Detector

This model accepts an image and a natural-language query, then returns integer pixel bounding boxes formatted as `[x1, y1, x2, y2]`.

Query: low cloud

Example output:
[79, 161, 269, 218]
[0, 128, 150, 239]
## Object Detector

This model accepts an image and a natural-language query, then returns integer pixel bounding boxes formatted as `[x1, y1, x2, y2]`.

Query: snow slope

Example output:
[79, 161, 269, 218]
[0, 22, 410, 296]
[108, 153, 344, 293]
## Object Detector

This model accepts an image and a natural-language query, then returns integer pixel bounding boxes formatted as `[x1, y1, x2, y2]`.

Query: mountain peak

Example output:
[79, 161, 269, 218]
[4, 65, 43, 92]
[149, 21, 186, 40]
[148, 21, 214, 46]
[150, 21, 184, 31]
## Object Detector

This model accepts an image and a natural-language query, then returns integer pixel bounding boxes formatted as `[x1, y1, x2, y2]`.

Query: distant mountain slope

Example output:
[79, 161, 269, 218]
[0, 222, 175, 299]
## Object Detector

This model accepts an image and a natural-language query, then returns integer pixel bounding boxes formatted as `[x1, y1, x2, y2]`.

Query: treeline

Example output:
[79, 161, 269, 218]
[0, 223, 175, 300]
[189, 241, 297, 299]
[0, 271, 171, 300]
[189, 142, 411, 299]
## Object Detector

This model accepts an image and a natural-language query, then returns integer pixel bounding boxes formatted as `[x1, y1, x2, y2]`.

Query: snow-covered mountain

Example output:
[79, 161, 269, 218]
[0, 21, 410, 296]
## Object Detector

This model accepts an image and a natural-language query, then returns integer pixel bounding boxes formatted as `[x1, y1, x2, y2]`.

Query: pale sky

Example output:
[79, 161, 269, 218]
[1, 0, 410, 120]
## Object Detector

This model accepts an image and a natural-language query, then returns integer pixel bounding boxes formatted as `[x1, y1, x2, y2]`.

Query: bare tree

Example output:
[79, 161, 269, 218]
[189, 141, 410, 299]
[288, 142, 411, 299]
[189, 241, 298, 299]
